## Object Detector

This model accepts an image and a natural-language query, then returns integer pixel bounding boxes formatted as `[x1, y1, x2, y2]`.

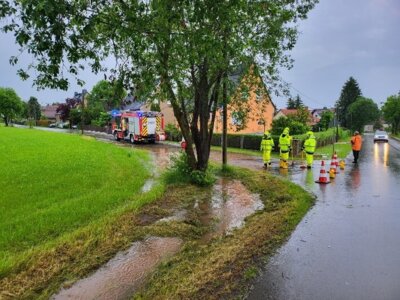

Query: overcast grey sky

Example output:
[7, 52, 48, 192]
[1, 0, 399, 109]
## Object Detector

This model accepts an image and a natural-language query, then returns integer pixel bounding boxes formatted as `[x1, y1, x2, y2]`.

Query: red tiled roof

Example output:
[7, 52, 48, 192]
[278, 109, 298, 115]
[41, 105, 59, 119]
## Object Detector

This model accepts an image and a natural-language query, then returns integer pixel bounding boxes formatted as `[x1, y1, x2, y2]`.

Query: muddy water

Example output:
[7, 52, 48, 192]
[53, 237, 182, 300]
[198, 178, 264, 242]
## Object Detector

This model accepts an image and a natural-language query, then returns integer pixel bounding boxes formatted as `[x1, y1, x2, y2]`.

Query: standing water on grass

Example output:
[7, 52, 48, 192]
[198, 178, 264, 242]
[53, 237, 182, 300]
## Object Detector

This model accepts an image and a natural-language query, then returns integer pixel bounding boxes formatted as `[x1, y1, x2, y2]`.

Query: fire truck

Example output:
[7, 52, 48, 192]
[111, 111, 165, 143]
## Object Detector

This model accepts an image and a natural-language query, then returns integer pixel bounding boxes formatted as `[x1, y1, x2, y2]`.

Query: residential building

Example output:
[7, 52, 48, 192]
[273, 109, 299, 120]
[213, 65, 276, 134]
[41, 104, 61, 122]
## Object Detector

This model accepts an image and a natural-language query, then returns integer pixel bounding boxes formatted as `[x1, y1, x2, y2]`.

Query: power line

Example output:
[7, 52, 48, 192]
[289, 84, 334, 108]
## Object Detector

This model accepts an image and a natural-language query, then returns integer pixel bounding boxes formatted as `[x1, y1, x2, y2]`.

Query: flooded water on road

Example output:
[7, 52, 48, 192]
[248, 136, 400, 300]
[53, 237, 182, 300]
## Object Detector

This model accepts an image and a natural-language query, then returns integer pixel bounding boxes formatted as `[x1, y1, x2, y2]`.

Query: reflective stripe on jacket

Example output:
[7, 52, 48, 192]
[279, 133, 291, 152]
[260, 138, 274, 151]
[304, 136, 316, 154]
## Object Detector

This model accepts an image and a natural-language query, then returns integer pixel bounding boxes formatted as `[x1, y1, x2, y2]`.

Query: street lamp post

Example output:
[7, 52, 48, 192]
[81, 89, 87, 134]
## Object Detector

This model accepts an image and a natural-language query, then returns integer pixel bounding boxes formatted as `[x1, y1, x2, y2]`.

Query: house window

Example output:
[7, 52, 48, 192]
[231, 111, 243, 127]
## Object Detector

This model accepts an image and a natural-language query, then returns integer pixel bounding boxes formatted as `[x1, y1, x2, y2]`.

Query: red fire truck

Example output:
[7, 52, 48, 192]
[111, 111, 165, 143]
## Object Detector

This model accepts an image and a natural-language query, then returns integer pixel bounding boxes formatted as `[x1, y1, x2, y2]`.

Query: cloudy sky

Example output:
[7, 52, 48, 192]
[0, 0, 399, 109]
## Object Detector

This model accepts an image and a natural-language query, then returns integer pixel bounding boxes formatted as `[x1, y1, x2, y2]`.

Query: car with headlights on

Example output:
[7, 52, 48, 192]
[374, 130, 389, 143]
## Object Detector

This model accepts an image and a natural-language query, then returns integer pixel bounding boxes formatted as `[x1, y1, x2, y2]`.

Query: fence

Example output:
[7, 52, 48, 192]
[166, 128, 348, 157]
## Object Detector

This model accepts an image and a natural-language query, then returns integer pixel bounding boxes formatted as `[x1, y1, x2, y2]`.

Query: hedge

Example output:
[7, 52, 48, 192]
[166, 127, 349, 156]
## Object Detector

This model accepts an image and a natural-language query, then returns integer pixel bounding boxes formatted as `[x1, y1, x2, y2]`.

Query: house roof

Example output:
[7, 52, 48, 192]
[41, 105, 59, 119]
[120, 94, 145, 111]
[276, 109, 298, 116]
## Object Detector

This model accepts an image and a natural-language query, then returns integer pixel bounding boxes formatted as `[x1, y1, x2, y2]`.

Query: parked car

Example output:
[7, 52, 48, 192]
[374, 130, 389, 143]
[72, 125, 78, 129]
[49, 123, 57, 128]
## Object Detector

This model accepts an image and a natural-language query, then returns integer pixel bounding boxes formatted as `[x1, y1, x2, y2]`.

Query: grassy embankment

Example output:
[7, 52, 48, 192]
[0, 126, 314, 299]
[133, 165, 315, 299]
[0, 127, 160, 298]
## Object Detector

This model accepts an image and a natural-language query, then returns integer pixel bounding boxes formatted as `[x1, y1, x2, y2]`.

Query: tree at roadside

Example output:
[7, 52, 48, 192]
[294, 94, 304, 108]
[88, 80, 126, 111]
[346, 97, 380, 133]
[382, 94, 400, 134]
[316, 110, 334, 131]
[287, 98, 296, 109]
[335, 77, 362, 128]
[56, 98, 79, 123]
[1, 0, 318, 172]
[27, 96, 41, 126]
[0, 87, 23, 126]
[271, 114, 310, 136]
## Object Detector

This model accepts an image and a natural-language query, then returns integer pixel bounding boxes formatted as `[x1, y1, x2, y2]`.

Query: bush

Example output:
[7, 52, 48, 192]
[163, 152, 215, 186]
[37, 119, 51, 127]
[165, 124, 181, 142]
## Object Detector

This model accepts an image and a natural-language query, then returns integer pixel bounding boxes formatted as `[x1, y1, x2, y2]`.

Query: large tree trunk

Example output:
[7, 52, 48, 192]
[4, 116, 9, 127]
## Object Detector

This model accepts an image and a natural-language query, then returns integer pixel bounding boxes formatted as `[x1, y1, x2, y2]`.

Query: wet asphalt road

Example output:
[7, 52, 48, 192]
[248, 135, 400, 300]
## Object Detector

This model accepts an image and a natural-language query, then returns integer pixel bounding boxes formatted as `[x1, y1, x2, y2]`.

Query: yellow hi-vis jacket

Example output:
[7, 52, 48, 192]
[260, 137, 275, 152]
[279, 133, 291, 153]
[303, 135, 316, 154]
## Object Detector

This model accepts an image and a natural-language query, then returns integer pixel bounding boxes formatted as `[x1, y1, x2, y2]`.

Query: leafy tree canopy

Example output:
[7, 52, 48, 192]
[56, 98, 79, 122]
[1, 0, 318, 171]
[27, 96, 41, 121]
[271, 114, 310, 136]
[315, 110, 334, 131]
[0, 87, 23, 126]
[88, 80, 127, 111]
[347, 97, 380, 133]
[335, 76, 362, 128]
[382, 94, 400, 134]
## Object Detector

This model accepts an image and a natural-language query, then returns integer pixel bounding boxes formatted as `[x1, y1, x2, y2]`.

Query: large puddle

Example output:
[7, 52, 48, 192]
[53, 237, 182, 300]
[197, 178, 264, 242]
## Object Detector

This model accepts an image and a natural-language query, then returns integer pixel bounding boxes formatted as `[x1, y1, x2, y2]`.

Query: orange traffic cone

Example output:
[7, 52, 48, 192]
[315, 160, 330, 184]
[333, 152, 339, 167]
[331, 152, 339, 174]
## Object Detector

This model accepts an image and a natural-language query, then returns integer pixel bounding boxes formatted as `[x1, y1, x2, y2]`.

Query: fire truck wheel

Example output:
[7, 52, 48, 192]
[130, 135, 134, 144]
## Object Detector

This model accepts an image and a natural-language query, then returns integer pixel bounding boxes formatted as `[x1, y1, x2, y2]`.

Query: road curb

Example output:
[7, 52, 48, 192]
[390, 135, 400, 142]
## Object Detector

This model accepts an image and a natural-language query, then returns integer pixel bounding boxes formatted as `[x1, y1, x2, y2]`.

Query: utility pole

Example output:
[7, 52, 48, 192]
[81, 89, 87, 134]
[222, 72, 228, 167]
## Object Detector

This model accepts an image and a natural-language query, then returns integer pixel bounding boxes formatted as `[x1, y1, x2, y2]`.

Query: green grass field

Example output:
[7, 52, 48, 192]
[314, 141, 352, 159]
[0, 127, 151, 276]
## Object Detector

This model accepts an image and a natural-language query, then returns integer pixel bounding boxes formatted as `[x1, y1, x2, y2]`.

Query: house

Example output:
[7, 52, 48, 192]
[273, 109, 299, 120]
[120, 65, 277, 135]
[213, 65, 276, 134]
[273, 107, 320, 127]
[41, 104, 61, 122]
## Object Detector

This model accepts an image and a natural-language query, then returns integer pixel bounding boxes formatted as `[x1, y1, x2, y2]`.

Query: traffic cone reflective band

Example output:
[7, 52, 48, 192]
[330, 152, 339, 174]
[315, 160, 330, 184]
[332, 151, 338, 165]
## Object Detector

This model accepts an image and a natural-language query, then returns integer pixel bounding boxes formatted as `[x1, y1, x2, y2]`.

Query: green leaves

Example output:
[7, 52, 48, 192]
[0, 87, 23, 126]
[382, 94, 400, 134]
[347, 97, 380, 132]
